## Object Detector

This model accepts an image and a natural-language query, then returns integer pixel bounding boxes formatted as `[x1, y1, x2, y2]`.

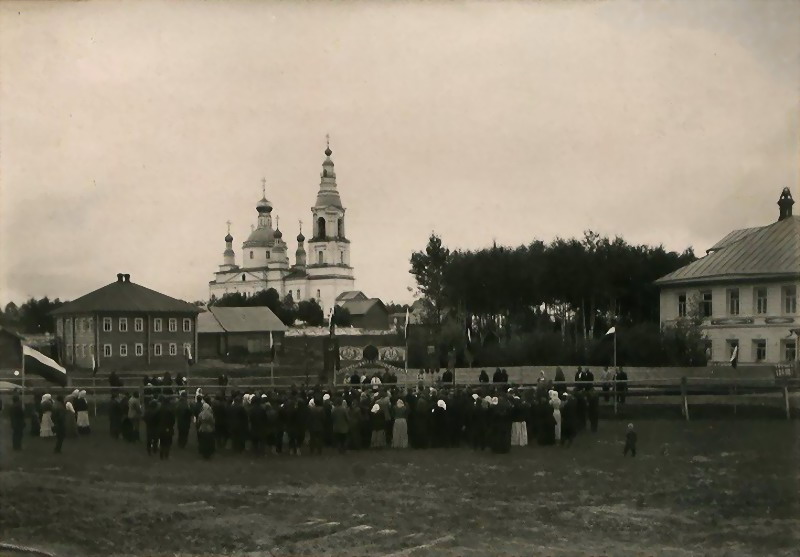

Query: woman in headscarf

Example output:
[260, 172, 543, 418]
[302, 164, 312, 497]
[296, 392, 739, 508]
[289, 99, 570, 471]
[391, 399, 408, 449]
[64, 389, 79, 439]
[197, 398, 216, 459]
[75, 390, 91, 435]
[370, 399, 386, 448]
[39, 394, 54, 438]
[554, 367, 566, 396]
[128, 392, 143, 442]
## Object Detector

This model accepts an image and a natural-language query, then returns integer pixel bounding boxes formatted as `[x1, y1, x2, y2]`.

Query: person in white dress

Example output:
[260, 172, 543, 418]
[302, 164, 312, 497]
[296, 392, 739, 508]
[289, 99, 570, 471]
[39, 394, 54, 438]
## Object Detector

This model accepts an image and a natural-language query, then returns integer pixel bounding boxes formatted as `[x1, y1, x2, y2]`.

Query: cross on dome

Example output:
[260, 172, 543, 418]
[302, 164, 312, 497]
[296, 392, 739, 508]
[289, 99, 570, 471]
[226, 220, 232, 234]
[261, 177, 266, 198]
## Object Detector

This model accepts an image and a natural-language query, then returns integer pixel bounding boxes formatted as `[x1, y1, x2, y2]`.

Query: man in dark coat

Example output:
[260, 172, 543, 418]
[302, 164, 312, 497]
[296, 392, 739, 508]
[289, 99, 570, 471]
[441, 368, 453, 384]
[479, 369, 489, 383]
[109, 392, 123, 440]
[560, 393, 577, 447]
[144, 398, 161, 455]
[158, 396, 176, 460]
[10, 394, 25, 450]
[587, 390, 600, 433]
[228, 394, 247, 453]
[249, 397, 267, 455]
[308, 398, 325, 455]
[52, 395, 67, 454]
[212, 395, 228, 450]
[175, 391, 192, 448]
[575, 390, 587, 431]
[350, 372, 361, 385]
[413, 394, 430, 449]
[614, 367, 629, 405]
[492, 368, 503, 383]
[554, 367, 567, 395]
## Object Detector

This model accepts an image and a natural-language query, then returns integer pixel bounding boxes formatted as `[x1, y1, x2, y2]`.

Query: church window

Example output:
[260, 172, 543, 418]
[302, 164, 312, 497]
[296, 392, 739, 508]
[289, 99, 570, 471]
[169, 343, 177, 356]
[340, 251, 344, 264]
[103, 318, 112, 332]
[250, 251, 254, 259]
[338, 218, 344, 237]
[266, 251, 270, 259]
[318, 251, 324, 265]
[317, 289, 321, 299]
[297, 289, 301, 300]
[242, 274, 246, 282]
[317, 217, 326, 237]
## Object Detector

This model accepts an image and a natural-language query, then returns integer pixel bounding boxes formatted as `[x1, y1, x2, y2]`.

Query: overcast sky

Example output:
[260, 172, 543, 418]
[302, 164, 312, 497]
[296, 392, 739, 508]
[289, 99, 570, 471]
[1, 0, 798, 306]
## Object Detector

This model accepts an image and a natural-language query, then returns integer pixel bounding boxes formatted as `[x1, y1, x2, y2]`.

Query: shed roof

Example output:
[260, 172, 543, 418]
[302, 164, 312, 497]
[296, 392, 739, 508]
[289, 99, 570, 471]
[198, 306, 288, 334]
[341, 298, 388, 316]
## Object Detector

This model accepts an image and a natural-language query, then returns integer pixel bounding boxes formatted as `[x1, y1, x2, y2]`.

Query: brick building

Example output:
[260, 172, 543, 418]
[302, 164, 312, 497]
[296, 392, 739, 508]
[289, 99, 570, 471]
[51, 274, 201, 373]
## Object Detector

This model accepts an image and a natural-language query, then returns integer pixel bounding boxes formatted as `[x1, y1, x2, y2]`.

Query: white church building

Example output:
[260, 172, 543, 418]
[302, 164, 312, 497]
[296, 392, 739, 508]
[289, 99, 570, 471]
[209, 141, 355, 313]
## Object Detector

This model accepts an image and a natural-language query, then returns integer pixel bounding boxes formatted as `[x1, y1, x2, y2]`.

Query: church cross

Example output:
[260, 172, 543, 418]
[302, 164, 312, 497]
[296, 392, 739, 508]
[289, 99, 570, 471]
[261, 177, 266, 197]
[326, 134, 330, 149]
[299, 219, 303, 234]
[226, 220, 232, 234]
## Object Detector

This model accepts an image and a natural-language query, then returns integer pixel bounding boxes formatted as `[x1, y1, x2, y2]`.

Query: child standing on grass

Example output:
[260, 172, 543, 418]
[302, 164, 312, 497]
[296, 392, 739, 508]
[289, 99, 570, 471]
[623, 423, 637, 457]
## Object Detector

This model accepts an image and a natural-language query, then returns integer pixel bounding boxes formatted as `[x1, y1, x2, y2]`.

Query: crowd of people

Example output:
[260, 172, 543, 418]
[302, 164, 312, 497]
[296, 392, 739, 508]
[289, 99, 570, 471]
[6, 365, 633, 459]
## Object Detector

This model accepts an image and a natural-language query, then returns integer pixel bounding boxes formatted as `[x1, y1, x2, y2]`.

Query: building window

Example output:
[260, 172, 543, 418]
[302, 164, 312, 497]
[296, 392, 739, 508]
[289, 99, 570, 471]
[250, 251, 254, 259]
[753, 339, 766, 362]
[87, 319, 93, 332]
[119, 344, 128, 357]
[169, 318, 177, 332]
[103, 317, 112, 332]
[183, 318, 192, 332]
[119, 318, 128, 332]
[318, 251, 323, 264]
[103, 344, 112, 357]
[169, 343, 177, 356]
[677, 293, 687, 318]
[77, 319, 84, 333]
[135, 343, 144, 357]
[66, 344, 72, 362]
[266, 251, 270, 259]
[56, 319, 63, 336]
[727, 289, 740, 316]
[242, 274, 246, 282]
[154, 343, 162, 357]
[783, 286, 797, 314]
[700, 291, 712, 318]
[79, 345, 85, 357]
[154, 318, 162, 332]
[727, 339, 738, 360]
[297, 289, 301, 300]
[134, 318, 144, 332]
[183, 342, 191, 356]
[755, 288, 768, 315]
[317, 289, 321, 300]
[340, 251, 344, 264]
[783, 340, 797, 362]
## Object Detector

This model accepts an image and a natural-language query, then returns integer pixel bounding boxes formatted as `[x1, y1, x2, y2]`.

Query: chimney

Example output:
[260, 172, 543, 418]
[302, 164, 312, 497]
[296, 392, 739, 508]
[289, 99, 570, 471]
[117, 273, 124, 282]
[778, 187, 794, 221]
[123, 274, 131, 283]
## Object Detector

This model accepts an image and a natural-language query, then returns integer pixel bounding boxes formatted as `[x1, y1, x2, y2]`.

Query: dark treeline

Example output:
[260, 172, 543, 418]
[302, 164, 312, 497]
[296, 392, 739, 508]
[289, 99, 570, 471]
[210, 289, 351, 328]
[1, 298, 67, 334]
[409, 231, 705, 367]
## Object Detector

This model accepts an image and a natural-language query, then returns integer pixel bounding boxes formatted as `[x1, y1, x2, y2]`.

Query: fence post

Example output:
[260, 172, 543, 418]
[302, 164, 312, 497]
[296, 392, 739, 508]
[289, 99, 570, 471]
[612, 378, 618, 415]
[681, 376, 690, 421]
[732, 383, 737, 416]
[784, 386, 790, 420]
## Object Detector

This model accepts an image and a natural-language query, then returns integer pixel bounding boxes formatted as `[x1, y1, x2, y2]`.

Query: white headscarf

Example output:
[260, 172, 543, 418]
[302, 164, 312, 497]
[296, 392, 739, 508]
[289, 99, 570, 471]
[437, 399, 447, 410]
[309, 398, 316, 407]
[491, 397, 499, 406]
[42, 394, 51, 403]
[472, 393, 479, 400]
[371, 403, 380, 414]
[79, 390, 87, 398]
[323, 393, 331, 401]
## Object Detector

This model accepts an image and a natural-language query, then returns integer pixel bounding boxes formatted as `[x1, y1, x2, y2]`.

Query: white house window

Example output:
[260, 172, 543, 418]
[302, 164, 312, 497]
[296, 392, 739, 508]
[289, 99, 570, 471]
[169, 343, 177, 356]
[103, 317, 112, 332]
[677, 293, 687, 318]
[783, 340, 796, 362]
[134, 318, 144, 332]
[183, 318, 192, 332]
[135, 343, 144, 357]
[782, 286, 796, 314]
[119, 344, 128, 357]
[183, 342, 191, 355]
[700, 292, 712, 318]
[103, 344, 112, 357]
[755, 288, 768, 315]
[753, 339, 766, 362]
[119, 318, 128, 332]
[169, 318, 177, 332]
[154, 343, 162, 357]
[154, 318, 162, 332]
[727, 289, 740, 316]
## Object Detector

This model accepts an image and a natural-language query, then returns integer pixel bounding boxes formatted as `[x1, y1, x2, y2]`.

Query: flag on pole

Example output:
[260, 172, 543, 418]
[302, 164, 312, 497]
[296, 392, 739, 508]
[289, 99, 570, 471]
[730, 345, 738, 369]
[605, 327, 616, 336]
[329, 307, 336, 337]
[404, 307, 410, 339]
[22, 345, 67, 386]
[91, 353, 98, 376]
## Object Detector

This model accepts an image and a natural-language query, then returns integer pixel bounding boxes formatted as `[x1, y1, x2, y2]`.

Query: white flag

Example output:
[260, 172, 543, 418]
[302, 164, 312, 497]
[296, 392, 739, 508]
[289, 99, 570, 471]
[605, 327, 616, 336]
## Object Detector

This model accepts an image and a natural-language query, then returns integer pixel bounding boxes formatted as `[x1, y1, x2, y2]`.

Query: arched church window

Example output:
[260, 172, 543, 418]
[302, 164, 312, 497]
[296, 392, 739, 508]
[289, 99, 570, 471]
[317, 289, 321, 299]
[318, 251, 323, 265]
[242, 274, 246, 282]
[340, 251, 344, 264]
[338, 218, 344, 237]
[317, 217, 326, 238]
[266, 251, 270, 259]
[250, 251, 254, 259]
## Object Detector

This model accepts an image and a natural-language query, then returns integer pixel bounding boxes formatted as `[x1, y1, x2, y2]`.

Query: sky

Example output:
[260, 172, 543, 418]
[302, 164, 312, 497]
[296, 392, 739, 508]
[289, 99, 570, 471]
[1, 0, 798, 306]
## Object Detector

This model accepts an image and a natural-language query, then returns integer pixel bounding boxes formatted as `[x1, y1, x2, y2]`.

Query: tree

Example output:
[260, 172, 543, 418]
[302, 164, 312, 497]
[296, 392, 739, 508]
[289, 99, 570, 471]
[385, 302, 410, 314]
[297, 299, 325, 326]
[17, 297, 66, 333]
[410, 233, 451, 326]
[332, 306, 352, 327]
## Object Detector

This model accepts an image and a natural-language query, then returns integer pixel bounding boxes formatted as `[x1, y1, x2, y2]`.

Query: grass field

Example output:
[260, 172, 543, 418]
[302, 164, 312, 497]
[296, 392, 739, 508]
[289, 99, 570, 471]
[1, 412, 799, 557]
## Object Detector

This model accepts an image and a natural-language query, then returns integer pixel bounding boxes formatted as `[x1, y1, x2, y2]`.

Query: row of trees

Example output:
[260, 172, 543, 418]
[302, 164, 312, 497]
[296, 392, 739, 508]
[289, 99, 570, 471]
[210, 289, 351, 327]
[1, 298, 67, 334]
[409, 231, 704, 366]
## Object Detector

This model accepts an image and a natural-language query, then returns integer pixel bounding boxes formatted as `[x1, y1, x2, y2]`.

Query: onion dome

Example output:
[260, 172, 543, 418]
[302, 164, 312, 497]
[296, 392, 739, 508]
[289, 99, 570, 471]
[256, 196, 273, 214]
[297, 231, 305, 242]
[274, 228, 283, 240]
[243, 227, 274, 247]
[224, 233, 233, 243]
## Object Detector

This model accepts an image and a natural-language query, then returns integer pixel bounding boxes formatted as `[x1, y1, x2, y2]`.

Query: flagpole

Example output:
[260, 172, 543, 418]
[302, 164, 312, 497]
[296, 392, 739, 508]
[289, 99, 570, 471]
[614, 331, 617, 369]
[21, 347, 26, 405]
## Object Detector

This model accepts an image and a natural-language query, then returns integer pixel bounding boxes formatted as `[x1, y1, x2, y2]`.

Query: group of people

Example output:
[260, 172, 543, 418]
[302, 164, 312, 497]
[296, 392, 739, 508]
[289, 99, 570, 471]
[7, 365, 634, 459]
